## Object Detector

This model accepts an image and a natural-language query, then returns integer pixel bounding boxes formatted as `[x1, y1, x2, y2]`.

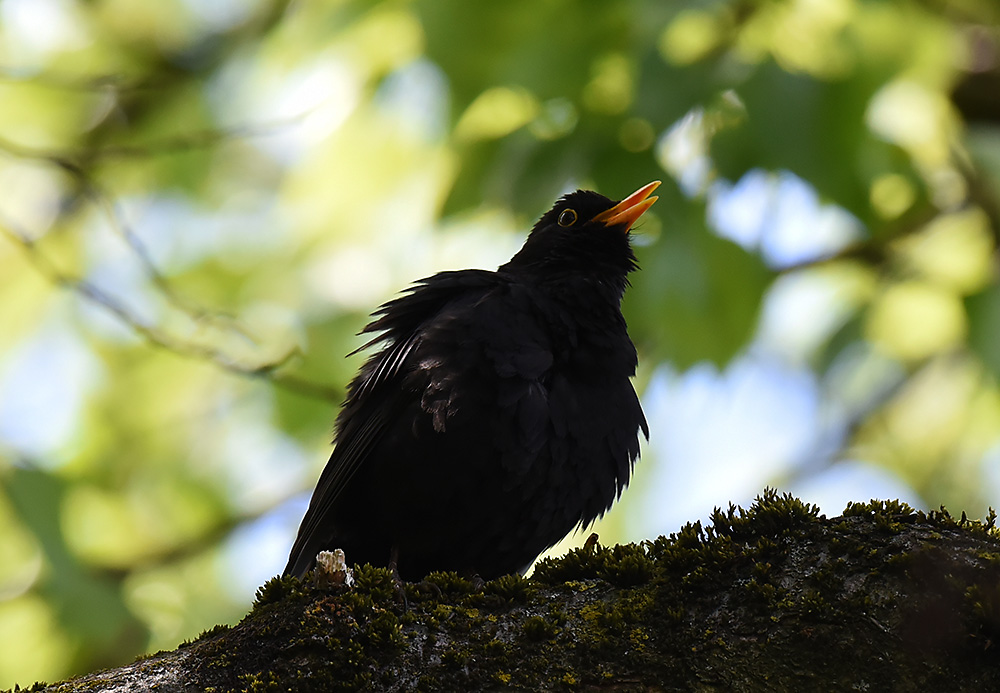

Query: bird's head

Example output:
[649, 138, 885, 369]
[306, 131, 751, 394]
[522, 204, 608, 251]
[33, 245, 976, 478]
[502, 181, 660, 288]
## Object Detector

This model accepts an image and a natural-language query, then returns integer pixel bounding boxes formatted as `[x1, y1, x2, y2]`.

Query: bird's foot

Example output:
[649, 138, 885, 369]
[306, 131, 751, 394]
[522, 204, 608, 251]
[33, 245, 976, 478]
[466, 572, 485, 591]
[388, 547, 408, 608]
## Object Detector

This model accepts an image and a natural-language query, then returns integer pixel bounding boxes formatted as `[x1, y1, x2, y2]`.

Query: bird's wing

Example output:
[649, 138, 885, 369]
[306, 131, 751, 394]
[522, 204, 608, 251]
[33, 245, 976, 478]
[283, 270, 502, 576]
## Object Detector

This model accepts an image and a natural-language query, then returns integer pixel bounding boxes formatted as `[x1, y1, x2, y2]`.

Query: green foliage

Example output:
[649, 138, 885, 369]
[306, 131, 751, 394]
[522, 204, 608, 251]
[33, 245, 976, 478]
[626, 182, 770, 366]
[4, 467, 148, 668]
[966, 284, 1000, 376]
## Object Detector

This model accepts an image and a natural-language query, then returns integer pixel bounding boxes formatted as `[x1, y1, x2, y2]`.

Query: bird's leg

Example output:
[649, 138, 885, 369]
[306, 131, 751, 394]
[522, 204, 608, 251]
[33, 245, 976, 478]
[388, 544, 400, 577]
[388, 545, 408, 607]
[462, 569, 485, 592]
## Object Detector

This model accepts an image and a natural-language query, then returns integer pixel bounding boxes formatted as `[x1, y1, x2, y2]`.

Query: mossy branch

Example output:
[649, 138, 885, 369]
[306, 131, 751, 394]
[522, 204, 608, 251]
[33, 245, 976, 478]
[19, 490, 1000, 692]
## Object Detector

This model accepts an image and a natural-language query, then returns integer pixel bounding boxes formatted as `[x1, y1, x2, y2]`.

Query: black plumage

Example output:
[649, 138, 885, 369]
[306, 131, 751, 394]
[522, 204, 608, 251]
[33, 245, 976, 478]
[284, 182, 658, 581]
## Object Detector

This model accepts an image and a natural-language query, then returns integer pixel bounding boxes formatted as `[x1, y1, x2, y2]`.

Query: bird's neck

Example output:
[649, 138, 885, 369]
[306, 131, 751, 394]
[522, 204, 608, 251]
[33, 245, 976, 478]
[550, 273, 627, 307]
[520, 272, 629, 334]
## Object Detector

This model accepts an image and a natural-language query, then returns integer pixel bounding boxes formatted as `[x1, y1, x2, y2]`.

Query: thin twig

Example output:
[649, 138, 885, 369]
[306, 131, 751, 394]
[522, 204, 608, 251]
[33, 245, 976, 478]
[0, 215, 340, 402]
[0, 114, 306, 164]
[84, 182, 260, 345]
[0, 66, 163, 93]
[0, 116, 313, 352]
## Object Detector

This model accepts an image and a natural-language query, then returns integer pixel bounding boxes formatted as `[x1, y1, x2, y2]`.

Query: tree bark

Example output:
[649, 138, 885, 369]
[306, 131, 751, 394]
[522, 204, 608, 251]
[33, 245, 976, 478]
[23, 491, 1000, 692]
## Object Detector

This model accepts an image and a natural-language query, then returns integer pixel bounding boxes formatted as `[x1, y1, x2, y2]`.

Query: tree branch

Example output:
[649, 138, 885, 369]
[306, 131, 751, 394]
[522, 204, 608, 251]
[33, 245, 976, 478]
[24, 491, 1000, 692]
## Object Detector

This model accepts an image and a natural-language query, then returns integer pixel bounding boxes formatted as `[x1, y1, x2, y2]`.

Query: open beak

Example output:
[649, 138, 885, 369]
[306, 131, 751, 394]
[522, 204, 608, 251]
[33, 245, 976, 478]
[593, 181, 660, 232]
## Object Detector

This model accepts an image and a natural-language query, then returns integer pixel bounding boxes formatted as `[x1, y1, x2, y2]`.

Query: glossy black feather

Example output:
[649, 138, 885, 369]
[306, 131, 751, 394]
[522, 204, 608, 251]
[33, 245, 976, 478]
[284, 189, 649, 580]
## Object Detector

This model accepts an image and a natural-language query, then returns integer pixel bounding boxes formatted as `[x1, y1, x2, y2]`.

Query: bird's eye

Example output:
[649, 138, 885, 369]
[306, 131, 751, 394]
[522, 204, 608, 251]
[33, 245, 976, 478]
[557, 208, 578, 227]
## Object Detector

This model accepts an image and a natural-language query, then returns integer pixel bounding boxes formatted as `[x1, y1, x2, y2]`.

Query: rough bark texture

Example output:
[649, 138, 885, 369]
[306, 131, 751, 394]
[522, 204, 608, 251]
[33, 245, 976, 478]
[14, 491, 1000, 692]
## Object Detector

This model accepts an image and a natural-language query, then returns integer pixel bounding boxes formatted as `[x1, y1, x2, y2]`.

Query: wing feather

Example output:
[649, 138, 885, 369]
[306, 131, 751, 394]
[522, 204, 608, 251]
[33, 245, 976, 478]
[283, 270, 501, 577]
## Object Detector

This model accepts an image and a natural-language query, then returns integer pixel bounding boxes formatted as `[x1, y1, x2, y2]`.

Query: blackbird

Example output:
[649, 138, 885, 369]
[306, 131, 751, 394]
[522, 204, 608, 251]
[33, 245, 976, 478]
[284, 181, 658, 581]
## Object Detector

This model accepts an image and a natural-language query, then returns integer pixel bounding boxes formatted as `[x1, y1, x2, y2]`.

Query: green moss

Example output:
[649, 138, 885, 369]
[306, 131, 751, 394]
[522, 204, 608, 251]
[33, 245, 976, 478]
[6, 683, 48, 693]
[985, 508, 998, 532]
[843, 499, 918, 519]
[799, 589, 833, 618]
[427, 603, 453, 629]
[352, 564, 399, 604]
[483, 638, 510, 658]
[709, 489, 821, 540]
[522, 615, 560, 641]
[421, 571, 477, 596]
[967, 583, 1000, 645]
[745, 578, 779, 604]
[491, 670, 513, 685]
[236, 671, 283, 692]
[440, 648, 470, 668]
[574, 603, 617, 653]
[752, 560, 772, 579]
[252, 574, 304, 608]
[533, 542, 655, 587]
[809, 563, 844, 592]
[367, 610, 405, 648]
[478, 573, 535, 604]
[663, 605, 686, 623]
[601, 545, 656, 587]
[532, 544, 607, 584]
[183, 624, 232, 648]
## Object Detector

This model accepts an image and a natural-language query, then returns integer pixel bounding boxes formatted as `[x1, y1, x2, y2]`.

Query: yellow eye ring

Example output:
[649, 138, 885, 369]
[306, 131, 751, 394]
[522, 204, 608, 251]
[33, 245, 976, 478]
[557, 208, 577, 227]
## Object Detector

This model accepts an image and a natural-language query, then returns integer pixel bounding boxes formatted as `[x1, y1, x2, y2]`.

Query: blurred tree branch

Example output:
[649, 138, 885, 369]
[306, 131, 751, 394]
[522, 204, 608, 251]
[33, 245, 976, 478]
[775, 152, 1000, 277]
[0, 212, 339, 402]
[0, 117, 309, 164]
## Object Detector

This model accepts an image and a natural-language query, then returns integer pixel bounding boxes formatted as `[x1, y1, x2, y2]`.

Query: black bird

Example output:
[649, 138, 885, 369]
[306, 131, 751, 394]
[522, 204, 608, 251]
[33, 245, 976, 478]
[284, 181, 658, 581]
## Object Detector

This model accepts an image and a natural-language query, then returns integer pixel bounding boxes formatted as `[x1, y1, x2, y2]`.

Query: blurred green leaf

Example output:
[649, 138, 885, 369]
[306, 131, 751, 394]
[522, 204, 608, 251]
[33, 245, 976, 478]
[4, 467, 147, 664]
[966, 283, 1000, 378]
[626, 183, 770, 367]
[711, 61, 893, 225]
[415, 0, 635, 116]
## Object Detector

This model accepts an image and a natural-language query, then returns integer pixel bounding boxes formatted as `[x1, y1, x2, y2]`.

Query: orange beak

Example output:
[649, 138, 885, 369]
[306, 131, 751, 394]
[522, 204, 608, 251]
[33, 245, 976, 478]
[593, 181, 660, 232]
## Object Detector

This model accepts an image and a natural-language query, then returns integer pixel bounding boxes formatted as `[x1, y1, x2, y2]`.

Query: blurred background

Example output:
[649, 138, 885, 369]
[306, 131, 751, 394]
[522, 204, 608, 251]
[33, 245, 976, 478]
[1, 0, 999, 686]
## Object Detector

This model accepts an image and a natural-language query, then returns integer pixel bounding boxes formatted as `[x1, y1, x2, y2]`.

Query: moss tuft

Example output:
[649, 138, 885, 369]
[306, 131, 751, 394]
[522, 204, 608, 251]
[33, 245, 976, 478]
[522, 615, 560, 641]
[352, 564, 399, 605]
[532, 543, 607, 584]
[183, 624, 232, 648]
[601, 544, 656, 587]
[711, 488, 821, 540]
[967, 582, 1000, 646]
[479, 573, 535, 603]
[843, 499, 918, 519]
[252, 574, 303, 608]
[533, 542, 655, 587]
[421, 571, 477, 596]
